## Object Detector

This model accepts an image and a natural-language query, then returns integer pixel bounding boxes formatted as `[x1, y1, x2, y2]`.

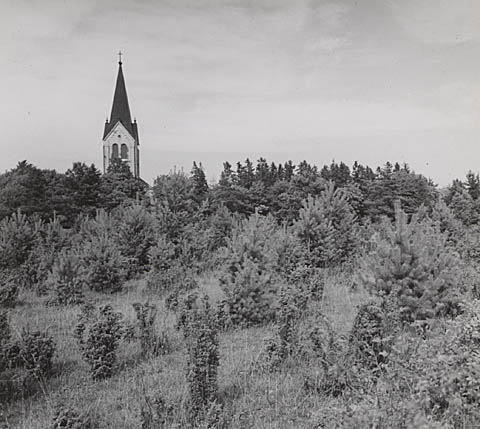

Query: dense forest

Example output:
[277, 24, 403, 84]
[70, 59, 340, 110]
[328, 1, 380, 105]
[1, 157, 480, 428]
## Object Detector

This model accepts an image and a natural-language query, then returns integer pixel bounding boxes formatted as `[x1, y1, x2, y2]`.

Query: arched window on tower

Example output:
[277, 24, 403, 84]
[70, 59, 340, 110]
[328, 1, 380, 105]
[111, 143, 119, 158]
[121, 144, 128, 160]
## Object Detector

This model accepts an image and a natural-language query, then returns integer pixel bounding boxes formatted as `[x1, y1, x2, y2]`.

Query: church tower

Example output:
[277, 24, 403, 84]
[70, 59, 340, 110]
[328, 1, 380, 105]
[102, 53, 140, 177]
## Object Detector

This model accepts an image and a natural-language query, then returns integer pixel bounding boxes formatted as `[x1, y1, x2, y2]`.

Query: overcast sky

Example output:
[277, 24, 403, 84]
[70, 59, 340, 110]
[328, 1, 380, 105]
[1, 0, 479, 185]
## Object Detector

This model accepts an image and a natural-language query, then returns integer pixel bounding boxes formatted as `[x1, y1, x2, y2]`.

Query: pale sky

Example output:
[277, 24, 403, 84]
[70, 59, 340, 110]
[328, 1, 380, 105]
[1, 0, 480, 185]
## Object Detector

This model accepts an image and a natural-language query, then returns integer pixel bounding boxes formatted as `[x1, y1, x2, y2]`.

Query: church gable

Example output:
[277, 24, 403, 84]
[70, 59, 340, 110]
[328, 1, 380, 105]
[102, 55, 140, 178]
[103, 121, 135, 144]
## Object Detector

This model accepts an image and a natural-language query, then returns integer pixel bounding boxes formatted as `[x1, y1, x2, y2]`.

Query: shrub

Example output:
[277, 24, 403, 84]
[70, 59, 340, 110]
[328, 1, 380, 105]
[0, 314, 55, 401]
[323, 301, 480, 428]
[17, 329, 55, 378]
[296, 313, 362, 397]
[0, 311, 10, 370]
[294, 196, 336, 267]
[1, 327, 55, 379]
[75, 212, 125, 293]
[74, 304, 124, 380]
[219, 212, 316, 327]
[80, 236, 125, 293]
[224, 259, 277, 327]
[28, 217, 70, 294]
[46, 252, 84, 305]
[0, 211, 37, 273]
[312, 399, 444, 429]
[0, 271, 18, 308]
[294, 183, 359, 267]
[177, 222, 213, 272]
[132, 302, 169, 357]
[261, 285, 309, 369]
[138, 390, 175, 429]
[219, 214, 281, 327]
[181, 295, 219, 424]
[409, 302, 480, 426]
[273, 227, 311, 282]
[348, 301, 389, 371]
[114, 204, 157, 277]
[146, 265, 198, 297]
[174, 291, 200, 331]
[359, 202, 462, 324]
[0, 212, 43, 294]
[51, 404, 94, 429]
[146, 235, 199, 295]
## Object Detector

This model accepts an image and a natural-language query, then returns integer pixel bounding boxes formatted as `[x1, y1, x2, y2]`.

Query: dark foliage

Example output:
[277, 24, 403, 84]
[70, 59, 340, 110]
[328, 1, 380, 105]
[74, 304, 124, 380]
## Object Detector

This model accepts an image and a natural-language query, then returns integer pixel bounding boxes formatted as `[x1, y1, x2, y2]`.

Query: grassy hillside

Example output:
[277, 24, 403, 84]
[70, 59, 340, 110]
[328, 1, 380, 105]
[1, 161, 480, 428]
[2, 271, 367, 428]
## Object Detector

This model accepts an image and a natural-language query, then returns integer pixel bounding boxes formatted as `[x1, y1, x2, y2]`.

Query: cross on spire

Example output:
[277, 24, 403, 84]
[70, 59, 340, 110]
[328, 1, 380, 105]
[118, 50, 123, 65]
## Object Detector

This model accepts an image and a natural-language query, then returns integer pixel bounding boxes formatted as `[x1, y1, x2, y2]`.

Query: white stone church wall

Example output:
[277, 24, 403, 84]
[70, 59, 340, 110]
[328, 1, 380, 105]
[102, 122, 137, 174]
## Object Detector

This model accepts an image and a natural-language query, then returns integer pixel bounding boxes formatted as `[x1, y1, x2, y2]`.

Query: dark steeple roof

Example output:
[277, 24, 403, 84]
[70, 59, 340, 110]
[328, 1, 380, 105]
[103, 60, 135, 139]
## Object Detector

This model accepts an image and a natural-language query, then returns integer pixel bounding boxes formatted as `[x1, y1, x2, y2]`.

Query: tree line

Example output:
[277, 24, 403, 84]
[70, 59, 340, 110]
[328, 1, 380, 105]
[1, 156, 480, 230]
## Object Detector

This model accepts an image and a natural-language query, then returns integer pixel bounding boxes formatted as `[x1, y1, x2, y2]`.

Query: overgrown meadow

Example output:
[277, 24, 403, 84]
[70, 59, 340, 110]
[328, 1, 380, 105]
[1, 158, 480, 428]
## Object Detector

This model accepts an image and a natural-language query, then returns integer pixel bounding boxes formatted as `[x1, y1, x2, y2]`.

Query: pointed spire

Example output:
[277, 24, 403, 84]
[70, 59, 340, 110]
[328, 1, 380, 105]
[103, 54, 134, 138]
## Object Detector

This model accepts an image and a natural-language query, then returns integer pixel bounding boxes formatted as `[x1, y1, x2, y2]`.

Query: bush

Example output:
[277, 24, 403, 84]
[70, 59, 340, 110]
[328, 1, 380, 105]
[51, 404, 95, 429]
[297, 313, 356, 397]
[74, 304, 124, 380]
[294, 183, 359, 267]
[223, 259, 277, 327]
[359, 202, 462, 324]
[18, 329, 55, 378]
[0, 271, 18, 308]
[138, 390, 175, 429]
[0, 314, 55, 402]
[180, 295, 219, 424]
[219, 212, 317, 328]
[146, 235, 199, 295]
[348, 302, 389, 371]
[315, 301, 480, 428]
[146, 265, 198, 297]
[46, 252, 84, 305]
[1, 327, 55, 379]
[27, 217, 70, 294]
[80, 236, 125, 293]
[409, 302, 480, 426]
[261, 285, 309, 369]
[272, 228, 311, 282]
[132, 302, 169, 357]
[0, 211, 37, 273]
[219, 214, 281, 326]
[114, 204, 157, 277]
[0, 311, 11, 371]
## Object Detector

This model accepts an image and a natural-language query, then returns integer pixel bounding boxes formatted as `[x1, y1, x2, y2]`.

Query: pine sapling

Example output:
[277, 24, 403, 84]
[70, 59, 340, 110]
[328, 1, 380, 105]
[181, 295, 220, 424]
[132, 302, 169, 357]
[74, 304, 124, 380]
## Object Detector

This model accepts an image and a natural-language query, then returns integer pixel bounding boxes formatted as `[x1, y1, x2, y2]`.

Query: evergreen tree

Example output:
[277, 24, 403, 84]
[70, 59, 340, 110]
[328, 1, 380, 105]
[320, 161, 351, 188]
[295, 195, 336, 267]
[62, 162, 102, 220]
[255, 157, 271, 186]
[218, 161, 235, 187]
[283, 160, 295, 181]
[465, 171, 480, 200]
[114, 204, 157, 276]
[449, 188, 480, 225]
[190, 161, 209, 202]
[0, 161, 51, 220]
[361, 202, 462, 323]
[237, 159, 255, 189]
[364, 163, 437, 220]
[294, 182, 358, 266]
[101, 161, 148, 211]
